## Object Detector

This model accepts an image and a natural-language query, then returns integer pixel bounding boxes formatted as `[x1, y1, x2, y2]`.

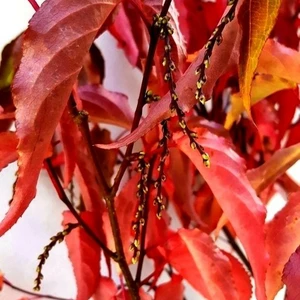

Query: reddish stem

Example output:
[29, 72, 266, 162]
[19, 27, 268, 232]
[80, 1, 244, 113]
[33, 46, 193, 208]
[27, 0, 40, 11]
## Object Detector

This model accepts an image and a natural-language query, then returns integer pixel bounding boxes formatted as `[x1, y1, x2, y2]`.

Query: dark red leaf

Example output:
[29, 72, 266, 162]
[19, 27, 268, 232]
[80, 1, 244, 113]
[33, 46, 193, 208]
[283, 245, 300, 300]
[59, 108, 79, 187]
[0, 0, 118, 236]
[63, 211, 101, 300]
[79, 84, 133, 129]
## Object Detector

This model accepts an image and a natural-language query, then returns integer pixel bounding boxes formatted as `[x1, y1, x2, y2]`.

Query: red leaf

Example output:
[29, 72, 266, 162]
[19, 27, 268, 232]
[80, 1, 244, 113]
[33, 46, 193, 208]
[155, 274, 184, 300]
[282, 245, 300, 300]
[168, 148, 206, 228]
[174, 129, 268, 300]
[269, 89, 299, 148]
[93, 276, 118, 300]
[174, 0, 226, 53]
[265, 191, 300, 299]
[0, 131, 18, 171]
[59, 108, 80, 187]
[222, 251, 252, 300]
[79, 84, 133, 129]
[109, 3, 139, 66]
[63, 211, 101, 300]
[96, 8, 240, 149]
[163, 228, 238, 299]
[0, 0, 118, 236]
[257, 40, 300, 84]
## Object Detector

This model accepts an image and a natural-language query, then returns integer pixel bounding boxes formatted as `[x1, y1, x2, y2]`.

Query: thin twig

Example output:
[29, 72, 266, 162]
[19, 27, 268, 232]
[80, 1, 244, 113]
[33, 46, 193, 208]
[44, 158, 116, 259]
[3, 278, 73, 300]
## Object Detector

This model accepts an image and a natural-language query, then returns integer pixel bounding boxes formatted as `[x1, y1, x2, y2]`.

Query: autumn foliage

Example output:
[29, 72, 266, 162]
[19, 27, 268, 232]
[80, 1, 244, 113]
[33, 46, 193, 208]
[1, 0, 300, 299]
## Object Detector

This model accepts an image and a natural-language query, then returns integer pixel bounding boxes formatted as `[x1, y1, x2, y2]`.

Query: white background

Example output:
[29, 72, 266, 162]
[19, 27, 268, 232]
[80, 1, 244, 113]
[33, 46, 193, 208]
[0, 0, 294, 299]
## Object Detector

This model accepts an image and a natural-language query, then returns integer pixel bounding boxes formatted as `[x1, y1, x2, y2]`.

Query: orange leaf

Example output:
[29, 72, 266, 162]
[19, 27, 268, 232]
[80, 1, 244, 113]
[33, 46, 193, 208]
[174, 129, 268, 300]
[0, 0, 118, 236]
[238, 0, 281, 116]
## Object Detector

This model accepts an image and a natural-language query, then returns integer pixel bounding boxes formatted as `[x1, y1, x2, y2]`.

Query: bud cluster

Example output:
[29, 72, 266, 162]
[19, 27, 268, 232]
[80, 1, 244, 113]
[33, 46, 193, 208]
[153, 119, 170, 219]
[155, 14, 211, 168]
[195, 0, 238, 104]
[34, 223, 79, 291]
[130, 153, 150, 264]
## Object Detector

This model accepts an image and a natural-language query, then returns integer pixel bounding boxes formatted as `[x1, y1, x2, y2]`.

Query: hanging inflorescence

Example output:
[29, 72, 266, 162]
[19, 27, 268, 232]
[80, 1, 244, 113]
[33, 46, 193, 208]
[33, 223, 79, 291]
[195, 0, 238, 104]
[153, 119, 170, 219]
[130, 152, 150, 264]
[154, 14, 211, 168]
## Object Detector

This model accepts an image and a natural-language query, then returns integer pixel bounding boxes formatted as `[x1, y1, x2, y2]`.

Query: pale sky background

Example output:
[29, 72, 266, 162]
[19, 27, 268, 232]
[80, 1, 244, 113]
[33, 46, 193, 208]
[0, 1, 294, 299]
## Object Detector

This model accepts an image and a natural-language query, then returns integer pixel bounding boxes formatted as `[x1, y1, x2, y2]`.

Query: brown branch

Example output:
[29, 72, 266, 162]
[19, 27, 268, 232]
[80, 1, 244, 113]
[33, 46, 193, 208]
[44, 158, 116, 259]
[3, 277, 73, 300]
[95, 1, 173, 298]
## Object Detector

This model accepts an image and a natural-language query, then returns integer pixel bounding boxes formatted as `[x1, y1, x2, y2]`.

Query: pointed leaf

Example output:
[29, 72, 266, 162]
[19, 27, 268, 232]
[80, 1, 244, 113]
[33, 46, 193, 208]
[164, 228, 238, 300]
[265, 191, 300, 299]
[282, 245, 300, 300]
[0, 0, 118, 236]
[63, 211, 101, 300]
[174, 129, 268, 300]
[238, 0, 281, 115]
